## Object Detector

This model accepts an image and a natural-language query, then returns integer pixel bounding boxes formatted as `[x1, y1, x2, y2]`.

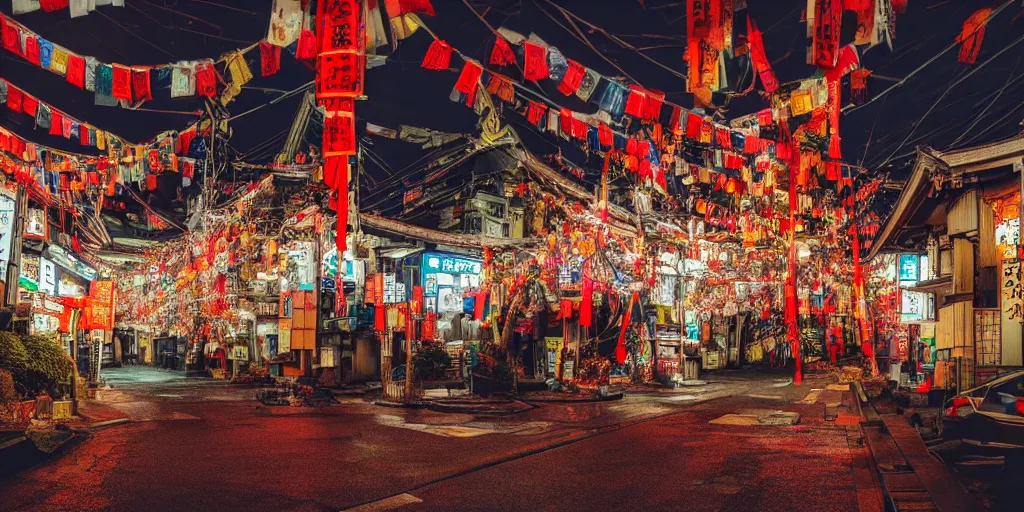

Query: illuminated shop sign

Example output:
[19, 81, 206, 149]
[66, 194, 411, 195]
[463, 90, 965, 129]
[898, 254, 919, 283]
[422, 253, 482, 275]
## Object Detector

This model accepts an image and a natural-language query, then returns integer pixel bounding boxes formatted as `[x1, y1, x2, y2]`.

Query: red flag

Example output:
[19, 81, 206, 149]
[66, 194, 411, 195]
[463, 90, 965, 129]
[65, 54, 85, 89]
[133, 69, 152, 102]
[1, 18, 20, 56]
[49, 110, 62, 136]
[420, 39, 452, 70]
[453, 60, 483, 104]
[24, 36, 39, 66]
[40, 0, 68, 12]
[112, 65, 133, 101]
[394, 0, 435, 16]
[526, 100, 547, 126]
[259, 41, 281, 76]
[746, 16, 778, 93]
[522, 41, 548, 80]
[195, 63, 217, 97]
[6, 86, 23, 113]
[21, 95, 37, 116]
[489, 36, 516, 66]
[957, 8, 992, 65]
[557, 59, 586, 95]
[295, 29, 317, 60]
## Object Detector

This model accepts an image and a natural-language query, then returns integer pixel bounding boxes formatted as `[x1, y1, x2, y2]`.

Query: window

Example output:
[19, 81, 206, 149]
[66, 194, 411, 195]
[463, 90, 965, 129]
[975, 309, 1001, 366]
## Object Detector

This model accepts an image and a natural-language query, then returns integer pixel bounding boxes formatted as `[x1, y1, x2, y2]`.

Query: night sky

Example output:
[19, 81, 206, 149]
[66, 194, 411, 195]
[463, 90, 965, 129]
[2, 1, 1022, 204]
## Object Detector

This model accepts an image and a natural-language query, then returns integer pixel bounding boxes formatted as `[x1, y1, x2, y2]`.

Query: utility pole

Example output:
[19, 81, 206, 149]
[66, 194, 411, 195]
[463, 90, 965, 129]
[788, 164, 802, 385]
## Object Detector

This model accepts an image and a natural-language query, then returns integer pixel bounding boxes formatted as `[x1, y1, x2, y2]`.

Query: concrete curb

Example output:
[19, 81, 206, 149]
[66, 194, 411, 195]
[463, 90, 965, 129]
[373, 400, 427, 409]
[425, 401, 535, 416]
[87, 418, 131, 431]
[521, 392, 625, 404]
[0, 435, 28, 451]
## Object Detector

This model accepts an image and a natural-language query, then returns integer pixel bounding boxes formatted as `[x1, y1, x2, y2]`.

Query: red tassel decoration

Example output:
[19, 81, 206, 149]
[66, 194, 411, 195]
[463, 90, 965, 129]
[489, 36, 516, 67]
[421, 39, 453, 70]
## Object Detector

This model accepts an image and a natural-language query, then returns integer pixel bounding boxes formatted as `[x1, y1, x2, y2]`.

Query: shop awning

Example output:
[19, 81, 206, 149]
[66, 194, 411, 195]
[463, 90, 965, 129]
[360, 213, 543, 249]
[379, 247, 424, 259]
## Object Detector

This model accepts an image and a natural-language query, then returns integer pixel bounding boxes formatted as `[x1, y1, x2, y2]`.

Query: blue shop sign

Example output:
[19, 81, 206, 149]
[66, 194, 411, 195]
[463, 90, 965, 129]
[422, 253, 482, 275]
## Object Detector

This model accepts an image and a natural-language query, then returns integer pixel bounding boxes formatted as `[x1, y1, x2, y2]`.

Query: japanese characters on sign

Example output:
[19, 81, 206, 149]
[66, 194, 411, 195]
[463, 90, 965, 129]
[1002, 261, 1022, 323]
[813, 0, 842, 68]
[316, 0, 365, 102]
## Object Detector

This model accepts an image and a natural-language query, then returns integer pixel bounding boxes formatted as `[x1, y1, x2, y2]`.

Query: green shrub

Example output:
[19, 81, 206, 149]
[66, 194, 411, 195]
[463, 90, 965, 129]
[0, 331, 28, 380]
[22, 334, 74, 381]
[0, 368, 16, 405]
[413, 345, 452, 381]
[21, 334, 74, 396]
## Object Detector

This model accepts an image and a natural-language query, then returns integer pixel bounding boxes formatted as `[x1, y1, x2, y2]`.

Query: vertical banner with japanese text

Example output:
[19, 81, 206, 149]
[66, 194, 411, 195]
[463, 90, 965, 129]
[1001, 261, 1023, 365]
[317, 0, 365, 258]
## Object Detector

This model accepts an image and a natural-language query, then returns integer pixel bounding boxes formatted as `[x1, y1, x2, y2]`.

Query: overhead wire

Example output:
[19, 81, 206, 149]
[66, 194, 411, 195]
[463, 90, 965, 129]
[874, 28, 1024, 168]
[844, 0, 1017, 115]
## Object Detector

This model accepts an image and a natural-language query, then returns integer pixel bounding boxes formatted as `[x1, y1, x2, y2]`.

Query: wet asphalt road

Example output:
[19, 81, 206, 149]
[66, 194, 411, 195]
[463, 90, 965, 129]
[0, 367, 870, 511]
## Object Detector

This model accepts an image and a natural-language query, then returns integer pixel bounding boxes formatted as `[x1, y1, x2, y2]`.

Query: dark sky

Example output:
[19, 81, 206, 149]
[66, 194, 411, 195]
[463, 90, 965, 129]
[2, 0, 1022, 186]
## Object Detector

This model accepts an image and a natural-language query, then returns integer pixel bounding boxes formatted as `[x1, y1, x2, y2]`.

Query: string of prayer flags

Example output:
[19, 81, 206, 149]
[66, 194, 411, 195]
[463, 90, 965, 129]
[957, 8, 992, 65]
[746, 16, 778, 93]
[523, 41, 548, 80]
[421, 39, 453, 70]
[489, 36, 516, 67]
[259, 41, 281, 76]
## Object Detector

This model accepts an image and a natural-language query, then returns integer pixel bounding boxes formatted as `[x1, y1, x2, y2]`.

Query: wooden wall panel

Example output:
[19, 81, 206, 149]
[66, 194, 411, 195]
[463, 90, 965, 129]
[947, 190, 978, 236]
[952, 238, 975, 295]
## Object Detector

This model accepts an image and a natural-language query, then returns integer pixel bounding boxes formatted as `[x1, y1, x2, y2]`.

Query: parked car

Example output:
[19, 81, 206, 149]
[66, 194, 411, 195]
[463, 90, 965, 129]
[939, 370, 1024, 449]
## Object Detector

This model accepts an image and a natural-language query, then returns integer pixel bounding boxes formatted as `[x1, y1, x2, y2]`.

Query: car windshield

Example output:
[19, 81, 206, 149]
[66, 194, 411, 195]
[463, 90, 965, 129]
[976, 373, 1024, 414]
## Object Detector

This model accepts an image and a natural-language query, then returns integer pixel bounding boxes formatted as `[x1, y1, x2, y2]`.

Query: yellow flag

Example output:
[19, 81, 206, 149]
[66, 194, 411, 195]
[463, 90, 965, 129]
[51, 48, 69, 75]
[390, 14, 422, 41]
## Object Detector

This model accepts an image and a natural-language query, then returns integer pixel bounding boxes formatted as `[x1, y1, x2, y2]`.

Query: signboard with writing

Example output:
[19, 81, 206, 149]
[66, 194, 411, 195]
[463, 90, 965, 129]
[422, 253, 482, 275]
[24, 208, 47, 240]
[899, 254, 919, 282]
[1001, 261, 1023, 365]
[39, 257, 56, 296]
[0, 188, 15, 283]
